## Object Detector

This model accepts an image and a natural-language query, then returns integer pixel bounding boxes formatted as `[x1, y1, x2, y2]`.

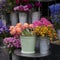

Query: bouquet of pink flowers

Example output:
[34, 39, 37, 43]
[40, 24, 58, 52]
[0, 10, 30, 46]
[33, 17, 57, 42]
[14, 0, 41, 12]
[33, 17, 53, 27]
[3, 37, 21, 53]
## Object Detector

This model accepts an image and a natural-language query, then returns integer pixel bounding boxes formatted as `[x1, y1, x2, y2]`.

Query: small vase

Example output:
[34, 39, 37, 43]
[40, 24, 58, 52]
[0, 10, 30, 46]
[12, 53, 20, 60]
[20, 36, 36, 54]
[32, 11, 40, 23]
[40, 37, 50, 54]
[10, 12, 18, 25]
[19, 12, 27, 24]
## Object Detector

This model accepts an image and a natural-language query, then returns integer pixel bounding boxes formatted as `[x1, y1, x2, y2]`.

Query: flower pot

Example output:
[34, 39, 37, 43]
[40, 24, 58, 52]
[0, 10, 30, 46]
[57, 30, 60, 39]
[40, 37, 50, 54]
[10, 12, 18, 25]
[12, 53, 20, 60]
[19, 12, 27, 24]
[20, 36, 35, 54]
[32, 11, 40, 23]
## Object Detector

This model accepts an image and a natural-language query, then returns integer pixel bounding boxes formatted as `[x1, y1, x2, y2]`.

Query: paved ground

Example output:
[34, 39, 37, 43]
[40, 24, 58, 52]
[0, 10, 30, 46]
[0, 48, 9, 60]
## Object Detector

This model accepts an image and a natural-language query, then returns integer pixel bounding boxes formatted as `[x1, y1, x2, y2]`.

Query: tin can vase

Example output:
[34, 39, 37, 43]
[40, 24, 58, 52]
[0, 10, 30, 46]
[19, 12, 27, 24]
[40, 37, 50, 54]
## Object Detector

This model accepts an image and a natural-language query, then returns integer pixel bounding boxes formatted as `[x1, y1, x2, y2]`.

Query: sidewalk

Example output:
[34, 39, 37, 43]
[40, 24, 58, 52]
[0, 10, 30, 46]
[0, 48, 9, 60]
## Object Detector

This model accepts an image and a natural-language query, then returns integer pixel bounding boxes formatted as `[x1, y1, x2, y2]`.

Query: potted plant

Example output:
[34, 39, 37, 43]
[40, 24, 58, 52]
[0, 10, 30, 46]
[9, 23, 36, 54]
[0, 20, 10, 46]
[3, 37, 21, 60]
[14, 0, 42, 24]
[49, 4, 60, 39]
[14, 0, 32, 24]
[33, 17, 57, 54]
[32, 1, 41, 23]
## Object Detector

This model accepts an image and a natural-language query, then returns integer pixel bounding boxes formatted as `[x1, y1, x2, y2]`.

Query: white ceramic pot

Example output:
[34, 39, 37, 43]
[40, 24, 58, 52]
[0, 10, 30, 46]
[40, 37, 50, 54]
[32, 11, 40, 23]
[19, 12, 27, 24]
[10, 12, 18, 25]
[20, 36, 36, 54]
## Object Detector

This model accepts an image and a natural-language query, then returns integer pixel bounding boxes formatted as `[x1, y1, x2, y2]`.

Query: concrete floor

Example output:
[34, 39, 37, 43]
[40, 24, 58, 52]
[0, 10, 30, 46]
[0, 48, 9, 60]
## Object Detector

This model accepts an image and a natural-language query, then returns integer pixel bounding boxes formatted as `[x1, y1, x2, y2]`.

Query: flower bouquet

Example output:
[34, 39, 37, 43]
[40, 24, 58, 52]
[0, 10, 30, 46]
[49, 4, 60, 39]
[33, 17, 57, 41]
[3, 37, 20, 60]
[49, 4, 60, 30]
[14, 0, 41, 12]
[14, 0, 41, 24]
[3, 37, 20, 54]
[9, 23, 34, 36]
[33, 17, 57, 54]
[9, 23, 36, 54]
[0, 20, 10, 46]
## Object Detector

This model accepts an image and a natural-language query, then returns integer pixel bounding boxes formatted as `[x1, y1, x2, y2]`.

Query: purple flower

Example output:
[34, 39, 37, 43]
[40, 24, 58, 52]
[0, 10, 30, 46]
[35, 1, 41, 7]
[22, 0, 29, 3]
[3, 37, 21, 49]
[55, 4, 60, 11]
[0, 28, 4, 32]
[27, 4, 32, 9]
[14, 4, 32, 12]
[14, 6, 20, 11]
[23, 5, 29, 11]
[19, 5, 24, 11]
[0, 0, 6, 7]
[49, 4, 55, 14]
[0, 22, 10, 38]
[15, 0, 20, 5]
